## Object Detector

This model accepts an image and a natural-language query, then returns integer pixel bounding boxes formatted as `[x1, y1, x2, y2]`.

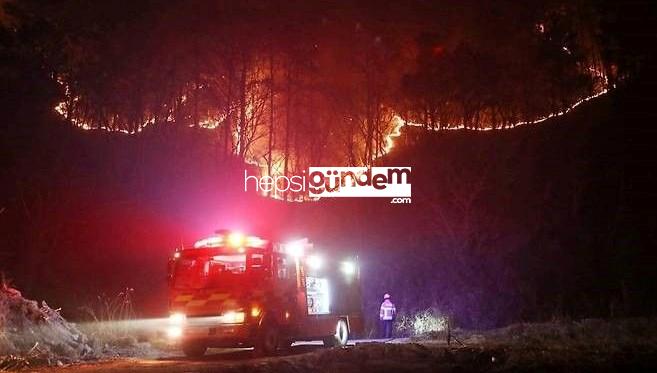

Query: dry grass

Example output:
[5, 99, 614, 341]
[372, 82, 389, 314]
[0, 279, 94, 369]
[76, 289, 168, 358]
[77, 289, 136, 345]
[395, 308, 448, 338]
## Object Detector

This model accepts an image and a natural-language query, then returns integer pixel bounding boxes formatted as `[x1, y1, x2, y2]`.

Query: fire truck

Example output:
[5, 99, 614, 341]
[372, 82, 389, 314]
[166, 230, 363, 357]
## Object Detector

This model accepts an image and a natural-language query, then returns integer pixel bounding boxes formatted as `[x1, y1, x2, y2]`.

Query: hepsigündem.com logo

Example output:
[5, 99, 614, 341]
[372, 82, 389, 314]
[245, 167, 411, 203]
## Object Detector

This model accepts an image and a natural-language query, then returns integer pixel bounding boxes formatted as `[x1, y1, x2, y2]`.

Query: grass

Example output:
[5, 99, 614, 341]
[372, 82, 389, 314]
[395, 308, 448, 338]
[76, 289, 172, 358]
[77, 288, 136, 344]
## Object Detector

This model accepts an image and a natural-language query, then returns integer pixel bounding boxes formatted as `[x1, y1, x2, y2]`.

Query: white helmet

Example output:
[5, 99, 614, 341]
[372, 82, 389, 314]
[383, 293, 391, 300]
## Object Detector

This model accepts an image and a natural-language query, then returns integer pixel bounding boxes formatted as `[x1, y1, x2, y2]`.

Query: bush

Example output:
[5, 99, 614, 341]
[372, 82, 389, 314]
[396, 308, 447, 337]
[0, 282, 95, 366]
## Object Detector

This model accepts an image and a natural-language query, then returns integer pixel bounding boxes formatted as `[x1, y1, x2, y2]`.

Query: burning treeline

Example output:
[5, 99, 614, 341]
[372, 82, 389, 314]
[19, 0, 612, 190]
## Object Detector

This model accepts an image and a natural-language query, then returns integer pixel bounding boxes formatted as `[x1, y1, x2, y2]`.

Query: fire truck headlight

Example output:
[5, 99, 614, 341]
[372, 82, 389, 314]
[341, 261, 356, 276]
[222, 311, 245, 324]
[169, 312, 187, 325]
[166, 326, 183, 339]
[307, 255, 323, 270]
[250, 306, 261, 318]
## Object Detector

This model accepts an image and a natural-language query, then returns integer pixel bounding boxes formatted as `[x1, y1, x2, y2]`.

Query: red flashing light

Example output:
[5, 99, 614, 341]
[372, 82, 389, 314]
[193, 231, 268, 250]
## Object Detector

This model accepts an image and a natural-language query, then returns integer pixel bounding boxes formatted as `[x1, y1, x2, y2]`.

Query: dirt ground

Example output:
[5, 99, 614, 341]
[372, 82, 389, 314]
[26, 339, 657, 373]
[9, 317, 657, 372]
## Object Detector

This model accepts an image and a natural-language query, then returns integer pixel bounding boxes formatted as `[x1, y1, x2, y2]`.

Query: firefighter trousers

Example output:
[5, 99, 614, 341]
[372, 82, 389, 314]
[381, 320, 393, 338]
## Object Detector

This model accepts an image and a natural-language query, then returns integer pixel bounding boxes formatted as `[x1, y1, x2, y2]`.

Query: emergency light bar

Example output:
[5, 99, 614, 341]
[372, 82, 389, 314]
[193, 231, 268, 249]
[194, 236, 224, 248]
[226, 232, 245, 247]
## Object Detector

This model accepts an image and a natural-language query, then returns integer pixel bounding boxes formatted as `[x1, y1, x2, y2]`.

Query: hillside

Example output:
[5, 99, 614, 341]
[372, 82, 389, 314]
[1, 73, 656, 330]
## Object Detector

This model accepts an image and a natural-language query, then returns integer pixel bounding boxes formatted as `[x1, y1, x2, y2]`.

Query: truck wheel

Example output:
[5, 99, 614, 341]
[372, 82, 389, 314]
[323, 319, 349, 348]
[255, 324, 279, 356]
[335, 319, 349, 347]
[181, 341, 207, 358]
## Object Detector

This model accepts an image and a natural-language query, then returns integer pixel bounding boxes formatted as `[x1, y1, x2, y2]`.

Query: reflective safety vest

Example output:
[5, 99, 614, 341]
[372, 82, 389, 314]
[379, 299, 396, 321]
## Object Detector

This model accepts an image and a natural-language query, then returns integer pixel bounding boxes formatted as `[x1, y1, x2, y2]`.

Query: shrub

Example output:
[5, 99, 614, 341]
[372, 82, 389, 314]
[0, 282, 94, 366]
[77, 288, 137, 348]
[396, 308, 447, 337]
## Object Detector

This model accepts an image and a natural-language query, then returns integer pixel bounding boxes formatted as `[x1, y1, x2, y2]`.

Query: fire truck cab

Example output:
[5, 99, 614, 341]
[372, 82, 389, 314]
[166, 230, 363, 357]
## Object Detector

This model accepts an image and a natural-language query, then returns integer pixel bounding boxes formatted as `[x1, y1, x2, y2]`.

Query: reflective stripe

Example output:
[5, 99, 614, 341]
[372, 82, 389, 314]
[379, 300, 396, 320]
[174, 294, 194, 302]
[208, 293, 229, 301]
[186, 299, 208, 307]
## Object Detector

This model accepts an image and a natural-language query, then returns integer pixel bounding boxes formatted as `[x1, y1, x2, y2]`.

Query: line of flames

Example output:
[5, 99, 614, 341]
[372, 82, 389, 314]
[55, 87, 610, 157]
[382, 87, 610, 155]
[54, 84, 611, 202]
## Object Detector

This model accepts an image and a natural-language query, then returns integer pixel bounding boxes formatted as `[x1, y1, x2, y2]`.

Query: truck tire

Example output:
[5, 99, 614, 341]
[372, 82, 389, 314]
[323, 319, 349, 348]
[255, 323, 279, 356]
[335, 319, 349, 347]
[181, 341, 207, 358]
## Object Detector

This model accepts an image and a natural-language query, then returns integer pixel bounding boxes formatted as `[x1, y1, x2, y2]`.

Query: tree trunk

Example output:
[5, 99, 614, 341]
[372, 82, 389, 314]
[238, 58, 248, 159]
[283, 61, 293, 201]
[267, 51, 275, 183]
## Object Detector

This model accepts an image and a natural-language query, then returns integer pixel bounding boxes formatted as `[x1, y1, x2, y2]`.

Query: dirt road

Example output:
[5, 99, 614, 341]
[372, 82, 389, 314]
[27, 337, 657, 372]
[29, 339, 462, 373]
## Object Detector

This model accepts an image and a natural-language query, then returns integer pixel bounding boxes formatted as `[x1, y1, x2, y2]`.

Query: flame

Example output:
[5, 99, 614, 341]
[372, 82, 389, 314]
[383, 115, 406, 155]
[55, 80, 610, 154]
[380, 87, 610, 155]
[53, 78, 228, 134]
[53, 71, 612, 202]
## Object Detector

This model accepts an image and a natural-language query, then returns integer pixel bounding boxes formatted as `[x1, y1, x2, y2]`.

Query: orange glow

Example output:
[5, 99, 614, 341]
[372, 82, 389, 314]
[193, 232, 267, 249]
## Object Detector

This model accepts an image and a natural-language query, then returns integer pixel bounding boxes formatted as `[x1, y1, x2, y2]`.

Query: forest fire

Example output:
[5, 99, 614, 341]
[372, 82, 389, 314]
[53, 79, 611, 189]
[397, 87, 611, 133]
[3, 0, 657, 371]
[46, 0, 613, 189]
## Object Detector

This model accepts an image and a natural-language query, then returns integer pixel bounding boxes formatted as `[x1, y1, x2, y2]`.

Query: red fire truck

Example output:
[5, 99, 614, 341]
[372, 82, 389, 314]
[166, 230, 363, 357]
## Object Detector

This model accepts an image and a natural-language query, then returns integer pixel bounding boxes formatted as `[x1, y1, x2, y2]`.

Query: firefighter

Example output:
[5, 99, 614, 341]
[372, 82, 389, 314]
[379, 293, 396, 338]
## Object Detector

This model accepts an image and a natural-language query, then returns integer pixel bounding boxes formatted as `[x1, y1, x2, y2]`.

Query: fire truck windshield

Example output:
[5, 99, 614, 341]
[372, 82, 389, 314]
[172, 254, 248, 289]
